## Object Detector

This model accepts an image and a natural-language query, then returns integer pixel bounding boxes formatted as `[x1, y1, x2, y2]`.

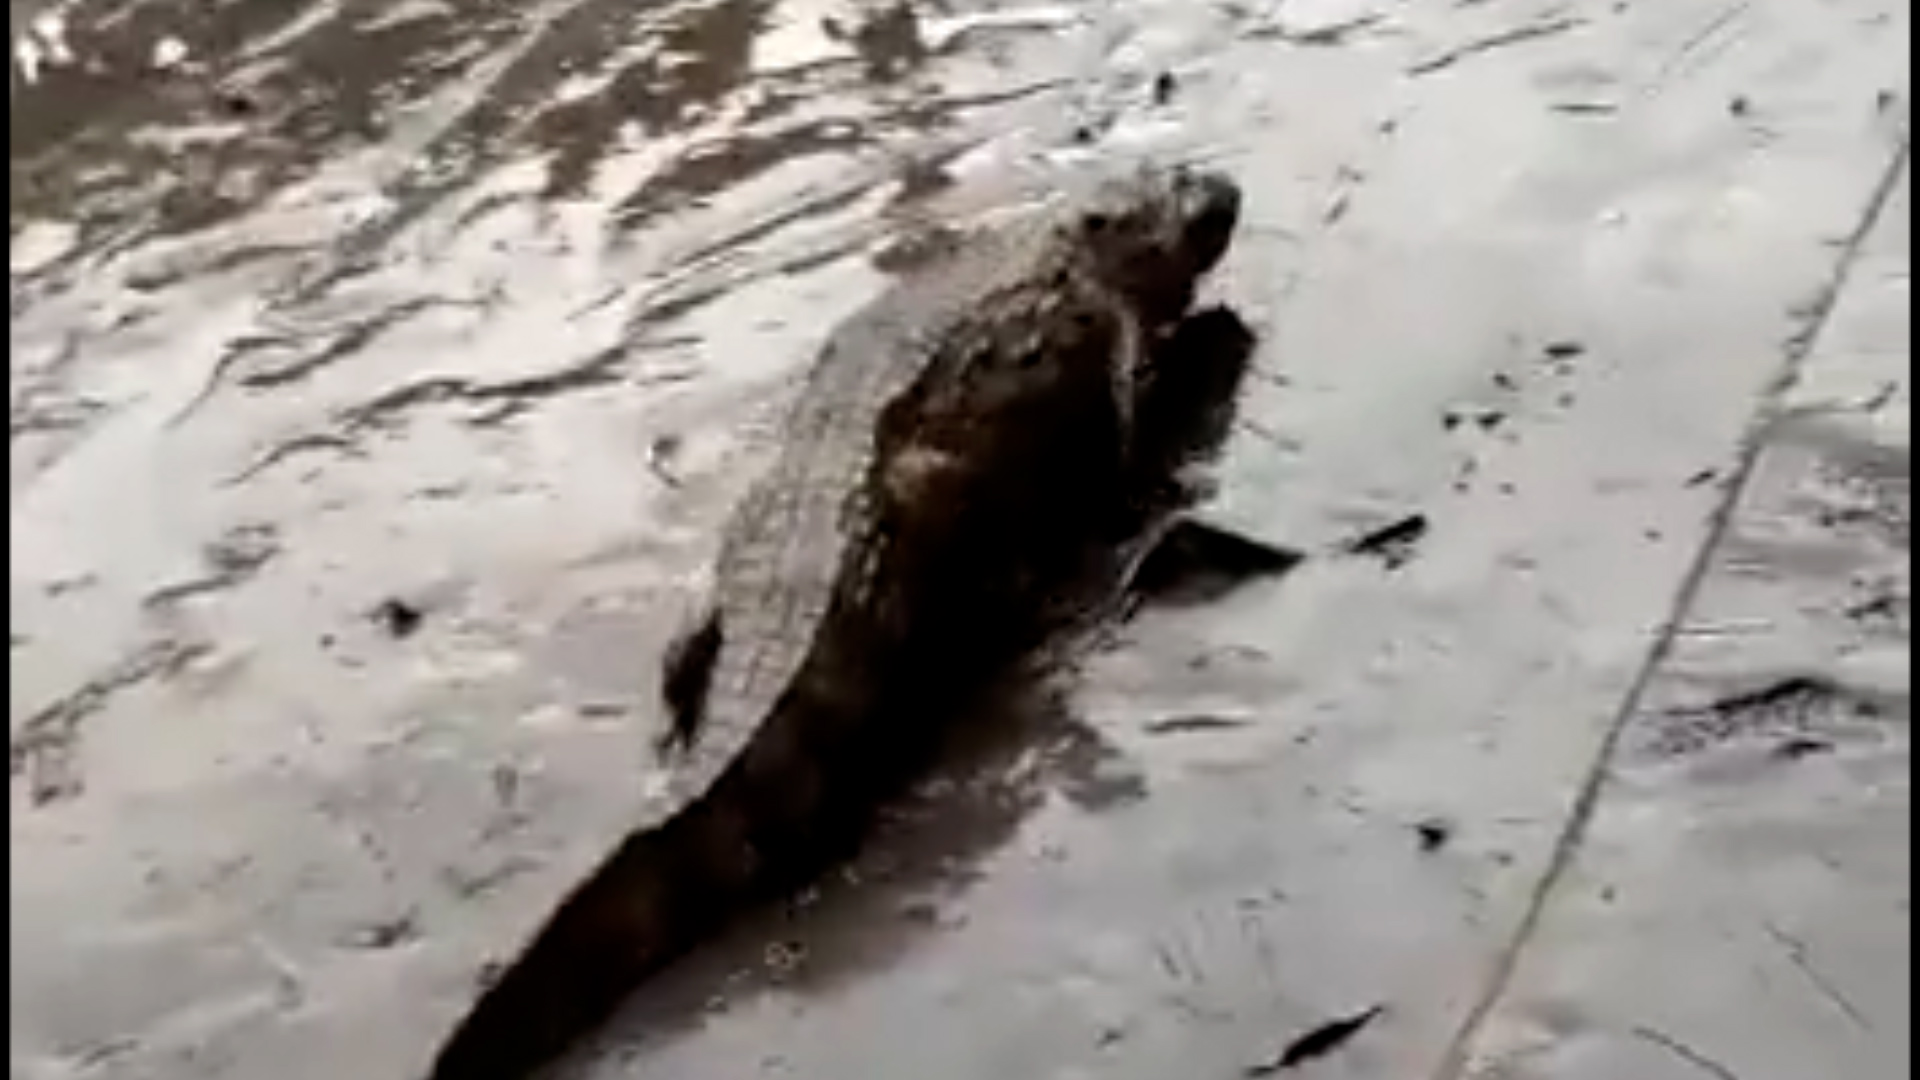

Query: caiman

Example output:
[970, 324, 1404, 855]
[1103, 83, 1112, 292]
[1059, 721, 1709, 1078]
[428, 164, 1247, 1080]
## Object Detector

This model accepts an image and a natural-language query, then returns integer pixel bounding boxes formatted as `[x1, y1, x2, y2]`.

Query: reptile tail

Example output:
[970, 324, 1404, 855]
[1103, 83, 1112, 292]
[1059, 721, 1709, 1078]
[427, 789, 768, 1080]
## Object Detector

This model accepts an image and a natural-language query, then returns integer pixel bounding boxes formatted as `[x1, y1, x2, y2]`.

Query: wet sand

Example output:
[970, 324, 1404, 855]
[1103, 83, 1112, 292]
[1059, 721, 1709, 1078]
[10, 1, 1909, 1078]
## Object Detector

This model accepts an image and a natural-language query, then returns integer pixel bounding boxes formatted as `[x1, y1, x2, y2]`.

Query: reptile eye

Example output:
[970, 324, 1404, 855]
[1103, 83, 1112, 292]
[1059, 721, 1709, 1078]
[1084, 213, 1110, 233]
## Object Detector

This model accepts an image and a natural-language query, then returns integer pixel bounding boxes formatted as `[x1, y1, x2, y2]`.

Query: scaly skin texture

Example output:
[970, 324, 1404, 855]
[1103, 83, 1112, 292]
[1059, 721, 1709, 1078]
[426, 166, 1243, 1080]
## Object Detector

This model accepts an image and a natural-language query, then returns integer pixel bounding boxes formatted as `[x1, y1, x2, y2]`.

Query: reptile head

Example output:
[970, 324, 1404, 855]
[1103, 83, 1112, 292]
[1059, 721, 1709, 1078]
[1070, 165, 1241, 324]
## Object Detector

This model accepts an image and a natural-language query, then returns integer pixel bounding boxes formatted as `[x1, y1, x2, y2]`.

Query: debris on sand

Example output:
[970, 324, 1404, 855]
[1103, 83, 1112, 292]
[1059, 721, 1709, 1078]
[1246, 1004, 1385, 1074]
[1142, 715, 1253, 736]
[1414, 817, 1453, 852]
[1771, 736, 1834, 761]
[217, 89, 260, 117]
[152, 36, 190, 72]
[647, 433, 684, 488]
[1344, 513, 1428, 569]
[371, 598, 425, 639]
[1153, 70, 1178, 105]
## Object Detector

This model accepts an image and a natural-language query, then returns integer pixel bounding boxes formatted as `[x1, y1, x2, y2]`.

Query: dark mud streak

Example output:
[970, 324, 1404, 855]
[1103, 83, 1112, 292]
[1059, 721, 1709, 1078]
[122, 242, 314, 293]
[1407, 16, 1586, 77]
[234, 298, 477, 391]
[175, 297, 482, 426]
[1645, 1, 1755, 97]
[1761, 919, 1877, 1033]
[224, 432, 363, 486]
[320, 343, 654, 436]
[1430, 141, 1913, 1080]
[1843, 583, 1909, 637]
[9, 391, 106, 440]
[1631, 1026, 1744, 1080]
[614, 226, 884, 338]
[626, 171, 878, 273]
[143, 523, 282, 610]
[9, 638, 213, 806]
[613, 122, 875, 228]
[1643, 674, 1904, 758]
[222, 340, 664, 481]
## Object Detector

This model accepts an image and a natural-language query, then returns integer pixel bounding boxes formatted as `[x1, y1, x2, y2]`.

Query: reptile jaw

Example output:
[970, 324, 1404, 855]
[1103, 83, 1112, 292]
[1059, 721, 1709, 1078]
[1173, 167, 1241, 277]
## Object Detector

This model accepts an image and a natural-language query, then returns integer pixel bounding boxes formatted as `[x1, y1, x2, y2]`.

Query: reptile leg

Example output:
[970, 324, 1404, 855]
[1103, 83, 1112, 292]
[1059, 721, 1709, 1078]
[1132, 305, 1256, 482]
[1118, 306, 1301, 611]
[1122, 517, 1303, 614]
[658, 609, 723, 758]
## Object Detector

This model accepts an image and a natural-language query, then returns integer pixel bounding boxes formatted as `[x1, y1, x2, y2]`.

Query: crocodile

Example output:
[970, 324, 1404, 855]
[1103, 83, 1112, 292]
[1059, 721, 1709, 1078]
[427, 164, 1247, 1080]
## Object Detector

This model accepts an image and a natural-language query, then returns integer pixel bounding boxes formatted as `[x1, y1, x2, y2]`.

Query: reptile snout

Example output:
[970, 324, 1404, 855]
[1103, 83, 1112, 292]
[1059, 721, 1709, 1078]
[1174, 168, 1241, 273]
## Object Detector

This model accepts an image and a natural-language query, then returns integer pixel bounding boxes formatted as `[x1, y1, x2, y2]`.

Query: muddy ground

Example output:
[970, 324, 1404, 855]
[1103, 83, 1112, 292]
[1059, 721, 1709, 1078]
[9, 0, 1910, 1078]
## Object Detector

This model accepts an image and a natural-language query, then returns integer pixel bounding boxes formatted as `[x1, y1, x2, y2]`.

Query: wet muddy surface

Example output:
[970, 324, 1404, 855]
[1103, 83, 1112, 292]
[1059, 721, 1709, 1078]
[10, 1, 1910, 1079]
